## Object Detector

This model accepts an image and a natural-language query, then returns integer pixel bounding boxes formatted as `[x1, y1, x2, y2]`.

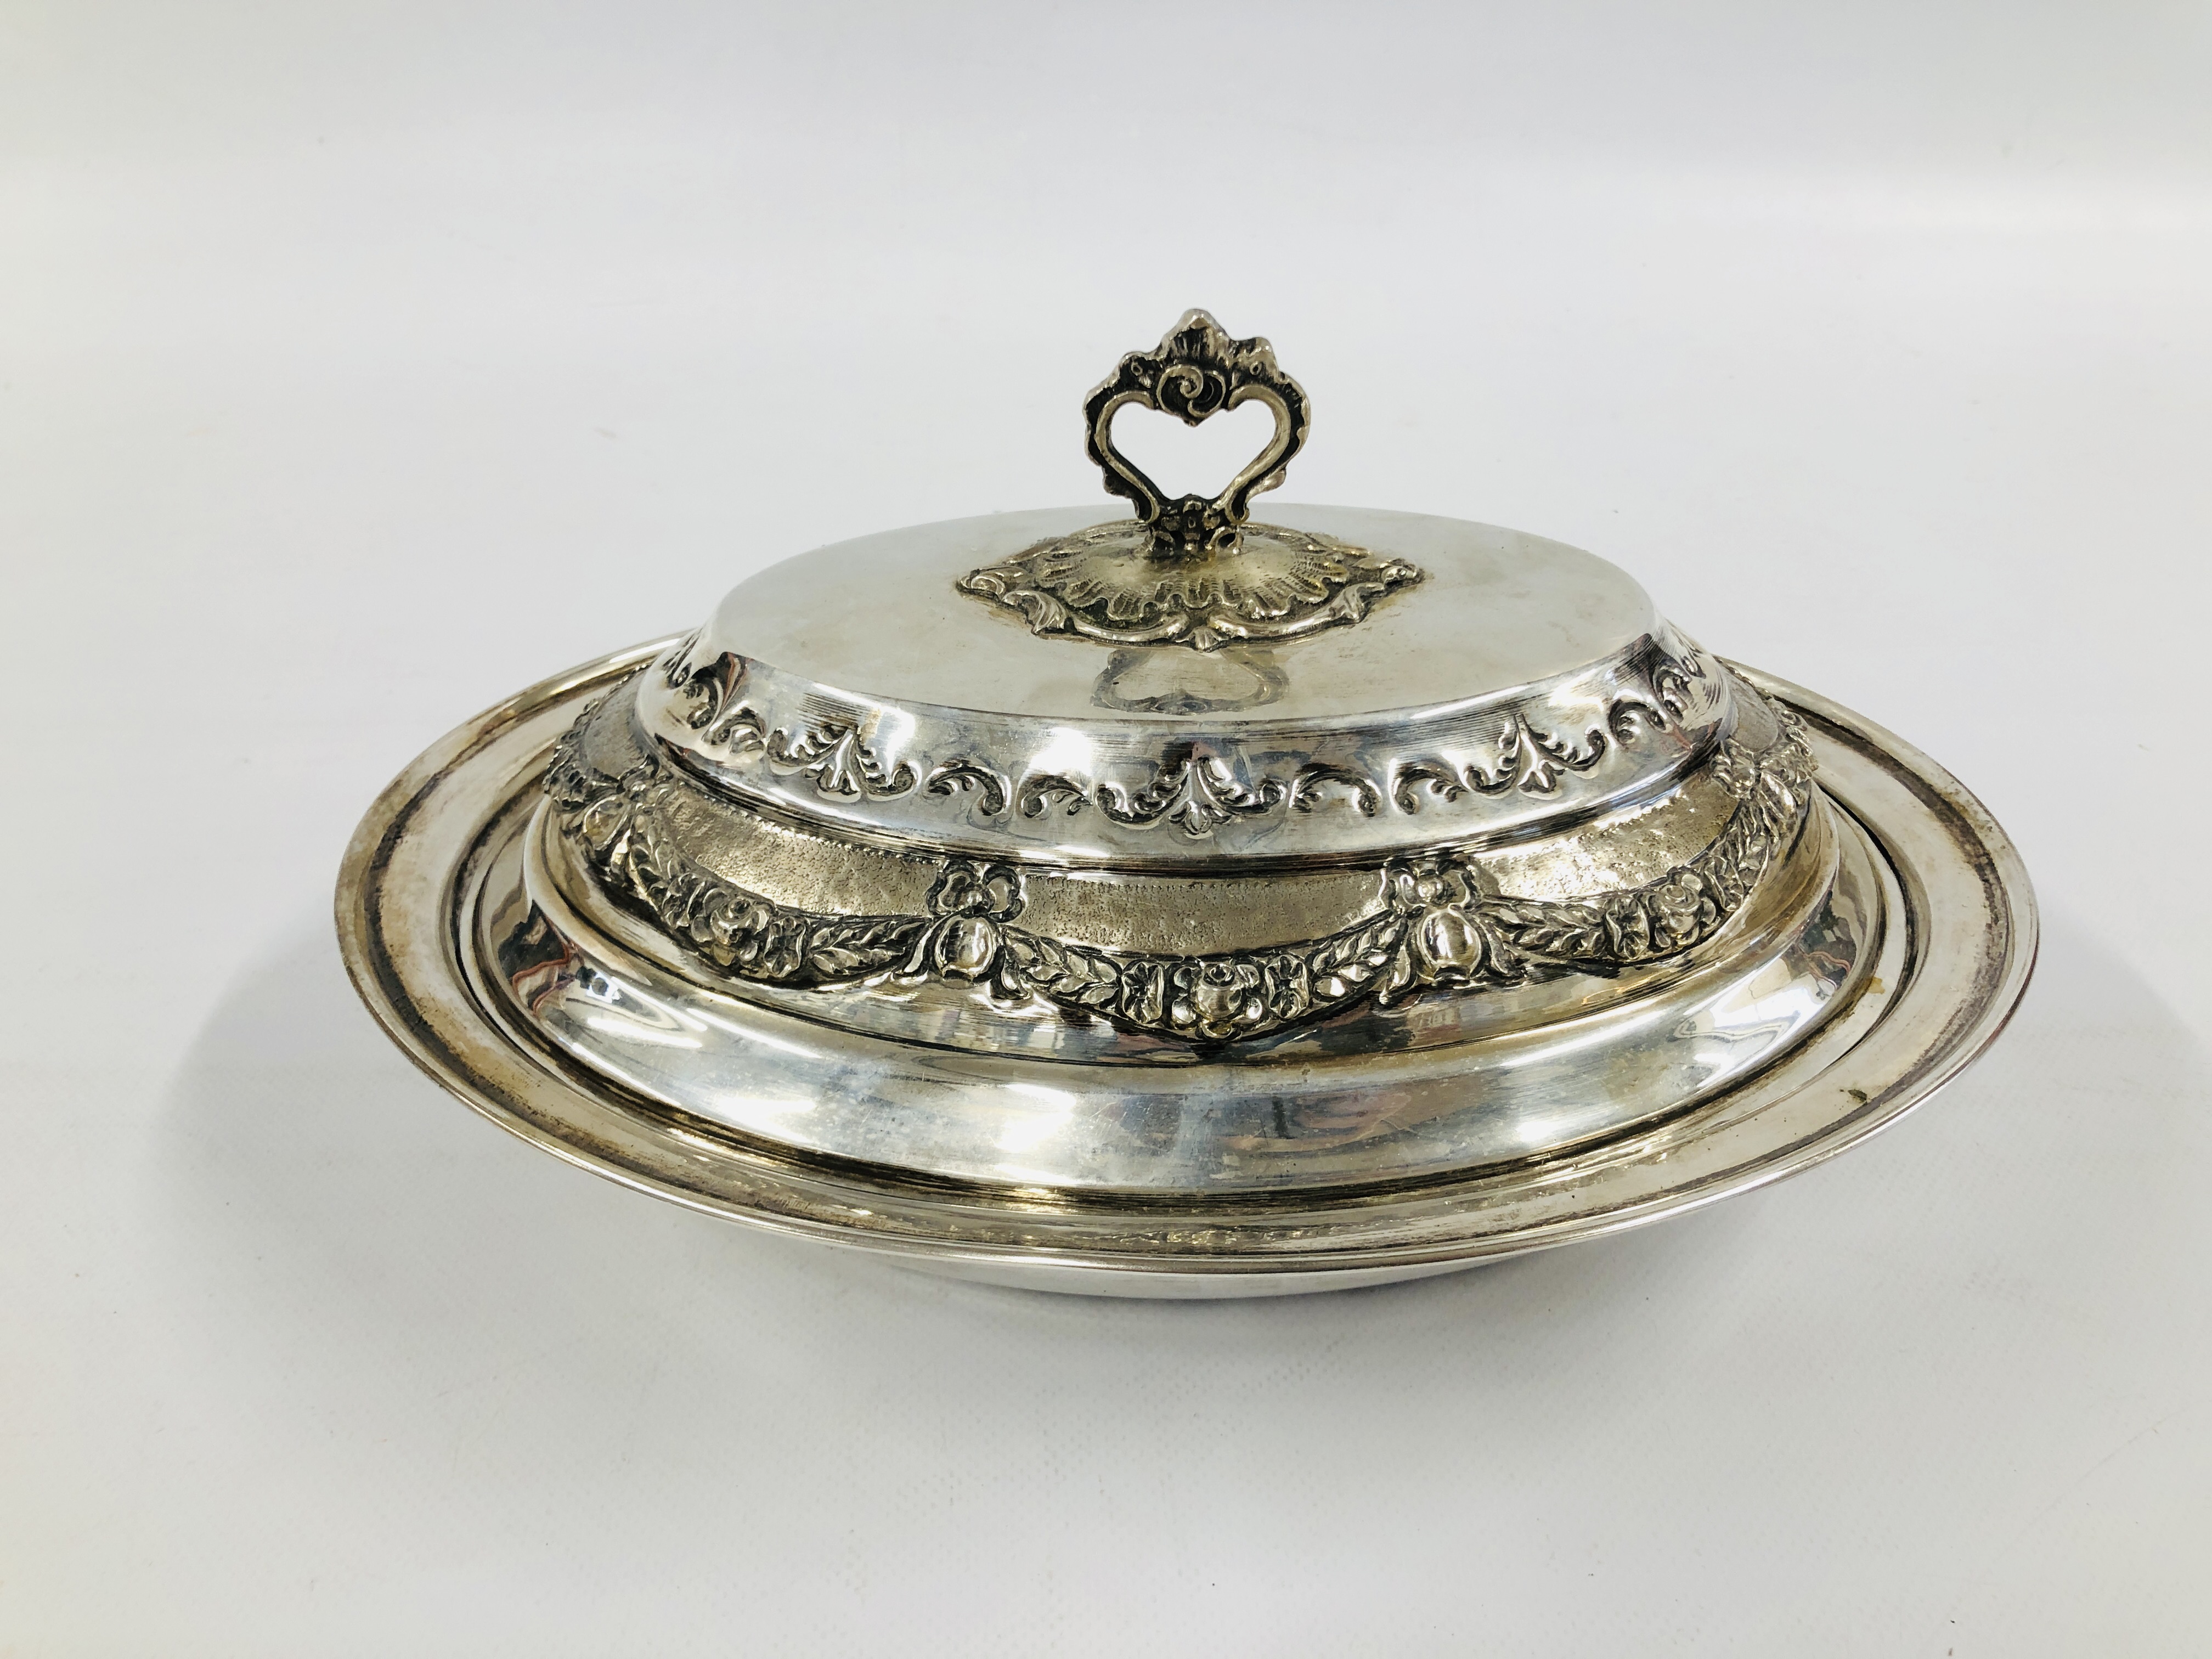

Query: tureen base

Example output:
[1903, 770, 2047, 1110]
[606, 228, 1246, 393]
[336, 640, 2034, 1298]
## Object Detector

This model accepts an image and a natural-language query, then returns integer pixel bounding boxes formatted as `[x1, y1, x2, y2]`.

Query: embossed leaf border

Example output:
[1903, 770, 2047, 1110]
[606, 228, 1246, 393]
[542, 685, 1816, 1045]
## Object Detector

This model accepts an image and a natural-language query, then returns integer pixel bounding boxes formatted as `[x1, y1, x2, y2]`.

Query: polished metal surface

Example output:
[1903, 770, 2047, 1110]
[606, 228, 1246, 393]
[527, 715, 1803, 1065]
[953, 313, 1421, 646]
[651, 512, 1720, 862]
[699, 503, 1666, 729]
[334, 310, 2035, 1294]
[335, 644, 2034, 1296]
[614, 313, 1794, 1060]
[1075, 307, 1316, 565]
[488, 784, 1881, 1189]
[538, 656, 1815, 1052]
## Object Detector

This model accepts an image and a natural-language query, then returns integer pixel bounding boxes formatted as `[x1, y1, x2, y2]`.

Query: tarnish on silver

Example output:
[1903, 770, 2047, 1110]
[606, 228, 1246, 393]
[1092, 746, 1288, 838]
[545, 679, 1813, 1045]
[1085, 308, 1311, 557]
[959, 519, 1425, 652]
[338, 646, 2033, 1294]
[335, 308, 2035, 1296]
[957, 312, 1423, 649]
[644, 623, 1733, 860]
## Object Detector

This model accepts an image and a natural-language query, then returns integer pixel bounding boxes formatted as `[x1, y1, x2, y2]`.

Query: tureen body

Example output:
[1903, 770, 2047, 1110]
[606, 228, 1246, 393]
[339, 312, 2033, 1291]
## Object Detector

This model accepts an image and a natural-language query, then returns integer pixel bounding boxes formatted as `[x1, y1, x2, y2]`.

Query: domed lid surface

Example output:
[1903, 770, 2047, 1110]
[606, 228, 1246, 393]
[640, 312, 1731, 864]
[715, 504, 1657, 726]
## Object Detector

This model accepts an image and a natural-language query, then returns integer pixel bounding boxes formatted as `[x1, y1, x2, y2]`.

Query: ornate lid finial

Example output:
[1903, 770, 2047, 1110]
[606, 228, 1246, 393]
[1084, 308, 1310, 561]
[957, 311, 1423, 651]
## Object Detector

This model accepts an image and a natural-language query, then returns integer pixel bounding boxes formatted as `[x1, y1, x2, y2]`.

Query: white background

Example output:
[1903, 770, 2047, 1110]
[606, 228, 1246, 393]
[5, 2, 2210, 1652]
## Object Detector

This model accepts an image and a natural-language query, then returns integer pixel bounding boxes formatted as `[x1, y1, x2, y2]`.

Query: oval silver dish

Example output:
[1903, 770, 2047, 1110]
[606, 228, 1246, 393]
[336, 640, 2035, 1297]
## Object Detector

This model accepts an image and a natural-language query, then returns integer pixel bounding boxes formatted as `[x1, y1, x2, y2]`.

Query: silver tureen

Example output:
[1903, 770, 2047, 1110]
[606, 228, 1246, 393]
[338, 311, 2035, 1296]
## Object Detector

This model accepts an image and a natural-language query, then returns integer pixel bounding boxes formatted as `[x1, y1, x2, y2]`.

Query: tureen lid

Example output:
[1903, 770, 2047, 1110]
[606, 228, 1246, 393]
[645, 311, 1723, 864]
[337, 309, 2036, 1296]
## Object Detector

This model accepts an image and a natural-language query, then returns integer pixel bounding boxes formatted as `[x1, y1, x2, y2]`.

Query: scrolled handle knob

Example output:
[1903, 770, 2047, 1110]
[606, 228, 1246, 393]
[1082, 310, 1311, 561]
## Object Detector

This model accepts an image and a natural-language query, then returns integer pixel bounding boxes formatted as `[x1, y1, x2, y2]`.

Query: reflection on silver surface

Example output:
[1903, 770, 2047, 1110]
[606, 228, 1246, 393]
[1090, 646, 1289, 714]
[642, 551, 1733, 865]
[476, 782, 1884, 1194]
[333, 318, 2033, 1293]
[337, 642, 2030, 1294]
